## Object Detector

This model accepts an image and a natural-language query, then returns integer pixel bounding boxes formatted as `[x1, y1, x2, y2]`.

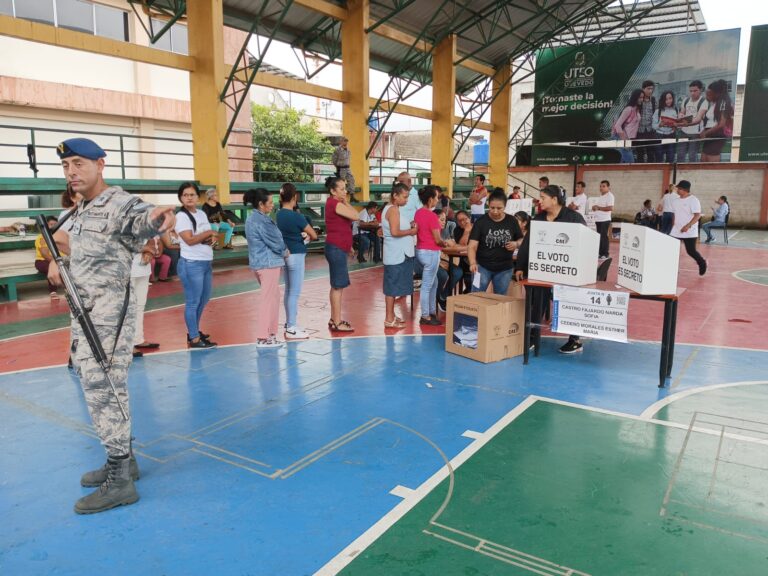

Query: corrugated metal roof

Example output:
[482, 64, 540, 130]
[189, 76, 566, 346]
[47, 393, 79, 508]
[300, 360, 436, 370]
[154, 1, 707, 91]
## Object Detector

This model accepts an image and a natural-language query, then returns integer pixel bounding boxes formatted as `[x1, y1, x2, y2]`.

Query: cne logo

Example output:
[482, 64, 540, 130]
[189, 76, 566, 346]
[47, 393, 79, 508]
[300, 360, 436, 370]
[564, 51, 594, 88]
[555, 233, 570, 244]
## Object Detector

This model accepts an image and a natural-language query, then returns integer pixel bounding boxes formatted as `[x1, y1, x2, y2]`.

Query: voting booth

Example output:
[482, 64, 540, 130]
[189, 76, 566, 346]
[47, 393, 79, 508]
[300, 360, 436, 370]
[617, 223, 680, 295]
[528, 221, 600, 286]
[505, 198, 533, 216]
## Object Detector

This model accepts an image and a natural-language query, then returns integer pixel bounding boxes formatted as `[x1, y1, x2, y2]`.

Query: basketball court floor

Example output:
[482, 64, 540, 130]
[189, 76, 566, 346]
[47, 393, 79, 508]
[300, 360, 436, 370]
[1, 239, 767, 575]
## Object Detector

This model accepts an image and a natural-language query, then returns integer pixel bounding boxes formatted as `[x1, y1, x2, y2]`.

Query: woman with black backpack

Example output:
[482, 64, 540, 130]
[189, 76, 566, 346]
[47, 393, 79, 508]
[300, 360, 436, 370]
[174, 181, 217, 349]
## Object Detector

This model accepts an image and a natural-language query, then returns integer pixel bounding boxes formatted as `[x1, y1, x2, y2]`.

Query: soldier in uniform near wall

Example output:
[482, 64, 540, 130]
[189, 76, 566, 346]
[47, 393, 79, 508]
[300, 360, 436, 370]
[48, 138, 175, 514]
[332, 136, 356, 197]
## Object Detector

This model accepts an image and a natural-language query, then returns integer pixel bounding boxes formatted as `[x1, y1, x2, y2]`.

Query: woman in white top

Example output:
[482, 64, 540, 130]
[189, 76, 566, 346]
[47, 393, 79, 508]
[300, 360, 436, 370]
[174, 182, 217, 349]
[382, 182, 418, 328]
[130, 239, 160, 357]
[652, 90, 678, 163]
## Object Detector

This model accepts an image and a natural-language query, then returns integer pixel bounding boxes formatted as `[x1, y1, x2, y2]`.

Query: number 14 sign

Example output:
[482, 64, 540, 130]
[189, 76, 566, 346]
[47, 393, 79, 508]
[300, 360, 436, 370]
[551, 284, 629, 343]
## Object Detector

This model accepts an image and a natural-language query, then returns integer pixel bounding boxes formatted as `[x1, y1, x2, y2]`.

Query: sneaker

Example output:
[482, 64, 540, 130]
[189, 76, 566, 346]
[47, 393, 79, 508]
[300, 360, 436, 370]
[704, 237, 713, 244]
[559, 339, 583, 354]
[699, 259, 707, 276]
[256, 336, 283, 348]
[188, 338, 216, 349]
[420, 316, 442, 326]
[437, 298, 447, 312]
[284, 326, 310, 340]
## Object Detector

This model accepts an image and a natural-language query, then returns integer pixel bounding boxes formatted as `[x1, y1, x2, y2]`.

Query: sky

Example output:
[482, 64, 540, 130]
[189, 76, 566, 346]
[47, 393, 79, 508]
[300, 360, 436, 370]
[251, 0, 768, 132]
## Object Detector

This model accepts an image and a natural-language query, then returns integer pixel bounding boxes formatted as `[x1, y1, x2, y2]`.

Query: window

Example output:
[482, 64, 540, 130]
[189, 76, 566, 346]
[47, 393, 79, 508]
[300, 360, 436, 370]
[57, 0, 94, 34]
[4, 1, 129, 41]
[150, 18, 188, 54]
[172, 22, 187, 55]
[95, 4, 128, 42]
[15, 0, 54, 25]
[0, 0, 13, 17]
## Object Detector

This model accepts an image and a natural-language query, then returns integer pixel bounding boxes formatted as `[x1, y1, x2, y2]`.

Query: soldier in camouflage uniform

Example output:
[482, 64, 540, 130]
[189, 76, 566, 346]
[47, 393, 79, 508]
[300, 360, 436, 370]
[332, 137, 356, 197]
[49, 138, 175, 514]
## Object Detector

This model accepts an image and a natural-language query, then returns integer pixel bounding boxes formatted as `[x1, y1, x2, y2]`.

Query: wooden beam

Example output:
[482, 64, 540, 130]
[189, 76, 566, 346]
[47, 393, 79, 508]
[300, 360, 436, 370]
[374, 23, 495, 77]
[294, 0, 348, 21]
[0, 14, 194, 71]
[254, 71, 345, 101]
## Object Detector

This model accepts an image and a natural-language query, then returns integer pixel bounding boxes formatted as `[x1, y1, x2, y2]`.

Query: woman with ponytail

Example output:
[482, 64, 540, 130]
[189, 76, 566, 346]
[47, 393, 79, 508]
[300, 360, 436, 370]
[515, 184, 588, 355]
[323, 176, 359, 332]
[245, 188, 288, 348]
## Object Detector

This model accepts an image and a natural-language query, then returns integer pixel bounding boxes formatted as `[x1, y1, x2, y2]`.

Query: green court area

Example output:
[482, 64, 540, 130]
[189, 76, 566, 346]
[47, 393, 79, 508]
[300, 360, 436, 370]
[339, 398, 768, 575]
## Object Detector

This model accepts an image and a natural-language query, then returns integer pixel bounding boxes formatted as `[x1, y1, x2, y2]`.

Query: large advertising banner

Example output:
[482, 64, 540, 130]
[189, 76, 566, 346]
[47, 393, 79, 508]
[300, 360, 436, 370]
[532, 30, 740, 166]
[739, 25, 768, 162]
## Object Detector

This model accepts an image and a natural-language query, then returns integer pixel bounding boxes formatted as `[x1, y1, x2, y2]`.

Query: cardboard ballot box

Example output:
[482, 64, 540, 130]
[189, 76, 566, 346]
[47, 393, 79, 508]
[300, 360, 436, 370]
[617, 223, 680, 295]
[528, 221, 600, 286]
[445, 293, 524, 363]
[505, 198, 533, 216]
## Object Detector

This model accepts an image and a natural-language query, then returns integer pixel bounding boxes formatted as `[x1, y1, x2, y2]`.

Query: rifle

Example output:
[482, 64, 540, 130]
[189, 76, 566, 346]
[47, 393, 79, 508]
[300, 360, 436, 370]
[36, 214, 128, 421]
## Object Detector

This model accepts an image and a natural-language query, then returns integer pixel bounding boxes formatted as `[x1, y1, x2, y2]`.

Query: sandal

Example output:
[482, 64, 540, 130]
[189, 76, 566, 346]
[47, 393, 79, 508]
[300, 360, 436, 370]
[384, 318, 406, 328]
[328, 319, 355, 332]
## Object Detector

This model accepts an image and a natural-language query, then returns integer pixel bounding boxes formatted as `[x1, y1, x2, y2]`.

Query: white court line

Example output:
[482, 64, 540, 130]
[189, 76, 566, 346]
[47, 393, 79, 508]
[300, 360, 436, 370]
[640, 380, 768, 420]
[314, 395, 540, 575]
[461, 430, 484, 440]
[318, 395, 736, 575]
[389, 485, 415, 499]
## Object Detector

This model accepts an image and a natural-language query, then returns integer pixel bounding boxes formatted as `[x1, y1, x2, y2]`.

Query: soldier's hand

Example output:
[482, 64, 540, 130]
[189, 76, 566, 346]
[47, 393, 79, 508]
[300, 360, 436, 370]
[48, 260, 63, 287]
[150, 206, 176, 233]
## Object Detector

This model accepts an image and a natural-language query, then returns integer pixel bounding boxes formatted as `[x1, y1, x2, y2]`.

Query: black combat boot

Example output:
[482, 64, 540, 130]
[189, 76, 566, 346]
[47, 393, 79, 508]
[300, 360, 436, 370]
[74, 455, 139, 514]
[80, 453, 140, 487]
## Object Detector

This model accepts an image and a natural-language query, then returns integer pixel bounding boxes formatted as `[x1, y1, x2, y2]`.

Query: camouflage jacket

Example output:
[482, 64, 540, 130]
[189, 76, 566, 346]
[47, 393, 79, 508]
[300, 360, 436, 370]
[68, 186, 159, 325]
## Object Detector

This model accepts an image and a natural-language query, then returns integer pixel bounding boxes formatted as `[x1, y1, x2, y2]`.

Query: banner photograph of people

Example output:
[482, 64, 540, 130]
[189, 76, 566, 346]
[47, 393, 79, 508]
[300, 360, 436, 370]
[531, 29, 740, 166]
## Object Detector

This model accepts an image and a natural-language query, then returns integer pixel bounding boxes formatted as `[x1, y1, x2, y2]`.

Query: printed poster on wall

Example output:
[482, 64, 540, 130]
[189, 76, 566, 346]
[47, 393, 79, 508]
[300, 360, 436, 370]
[739, 25, 768, 161]
[532, 29, 740, 166]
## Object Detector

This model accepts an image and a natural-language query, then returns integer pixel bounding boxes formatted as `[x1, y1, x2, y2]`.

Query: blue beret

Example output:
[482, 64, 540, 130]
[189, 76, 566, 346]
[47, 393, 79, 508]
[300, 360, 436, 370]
[56, 138, 106, 160]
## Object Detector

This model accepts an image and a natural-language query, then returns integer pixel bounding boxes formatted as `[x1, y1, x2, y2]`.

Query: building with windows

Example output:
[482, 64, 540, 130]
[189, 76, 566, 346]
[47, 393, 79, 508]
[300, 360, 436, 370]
[0, 0, 251, 184]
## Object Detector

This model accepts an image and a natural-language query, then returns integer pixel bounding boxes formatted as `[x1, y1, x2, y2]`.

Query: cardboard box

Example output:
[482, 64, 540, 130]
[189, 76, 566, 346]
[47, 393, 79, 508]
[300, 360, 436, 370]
[445, 293, 525, 363]
[617, 223, 680, 295]
[528, 221, 600, 286]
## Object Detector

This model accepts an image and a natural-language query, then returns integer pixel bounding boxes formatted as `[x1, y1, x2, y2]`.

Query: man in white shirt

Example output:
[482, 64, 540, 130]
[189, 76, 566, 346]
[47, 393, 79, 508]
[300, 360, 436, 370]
[670, 179, 707, 275]
[568, 180, 588, 215]
[469, 174, 488, 223]
[397, 171, 420, 226]
[591, 179, 614, 259]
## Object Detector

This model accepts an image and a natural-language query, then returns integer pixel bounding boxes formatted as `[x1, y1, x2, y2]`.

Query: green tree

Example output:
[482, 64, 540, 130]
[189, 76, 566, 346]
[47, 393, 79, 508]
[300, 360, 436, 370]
[251, 104, 334, 183]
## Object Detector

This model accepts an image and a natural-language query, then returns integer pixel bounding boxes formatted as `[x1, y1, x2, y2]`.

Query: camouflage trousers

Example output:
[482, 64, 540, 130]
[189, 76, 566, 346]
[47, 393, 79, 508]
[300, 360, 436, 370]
[338, 168, 356, 195]
[71, 316, 135, 458]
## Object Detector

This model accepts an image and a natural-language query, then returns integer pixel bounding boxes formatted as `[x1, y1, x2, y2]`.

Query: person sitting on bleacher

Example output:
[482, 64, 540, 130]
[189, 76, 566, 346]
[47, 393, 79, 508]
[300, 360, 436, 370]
[635, 199, 657, 228]
[34, 215, 60, 299]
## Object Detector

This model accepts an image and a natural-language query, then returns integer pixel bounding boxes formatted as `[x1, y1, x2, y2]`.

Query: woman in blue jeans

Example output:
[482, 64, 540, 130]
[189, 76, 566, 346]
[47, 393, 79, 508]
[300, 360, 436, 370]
[174, 182, 217, 349]
[276, 183, 317, 339]
[414, 185, 449, 325]
[468, 189, 523, 295]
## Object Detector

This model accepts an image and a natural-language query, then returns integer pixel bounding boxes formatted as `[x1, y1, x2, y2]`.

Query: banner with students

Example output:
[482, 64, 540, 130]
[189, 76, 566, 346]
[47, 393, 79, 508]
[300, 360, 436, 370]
[739, 25, 768, 162]
[532, 29, 740, 165]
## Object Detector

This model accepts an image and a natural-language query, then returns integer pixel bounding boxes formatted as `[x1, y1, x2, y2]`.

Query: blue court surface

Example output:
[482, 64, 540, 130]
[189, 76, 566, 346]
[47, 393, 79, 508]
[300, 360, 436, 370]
[1, 335, 767, 575]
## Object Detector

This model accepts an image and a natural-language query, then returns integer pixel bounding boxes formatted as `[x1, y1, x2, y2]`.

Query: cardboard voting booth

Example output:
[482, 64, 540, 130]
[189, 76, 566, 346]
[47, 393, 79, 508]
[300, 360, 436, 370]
[445, 293, 525, 363]
[528, 221, 600, 286]
[505, 198, 533, 216]
[617, 223, 680, 295]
